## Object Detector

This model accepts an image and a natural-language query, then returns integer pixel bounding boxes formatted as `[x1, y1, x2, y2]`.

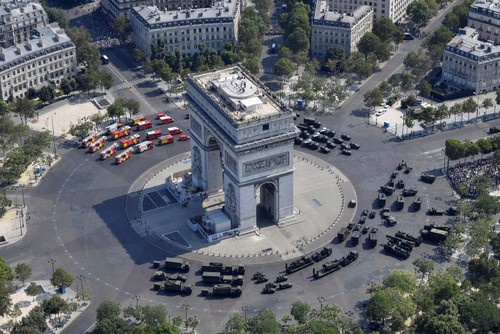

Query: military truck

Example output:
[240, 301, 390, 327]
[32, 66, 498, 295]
[311, 246, 333, 262]
[421, 224, 449, 243]
[368, 228, 378, 248]
[381, 185, 395, 195]
[427, 207, 444, 216]
[153, 271, 166, 281]
[338, 227, 350, 241]
[340, 250, 359, 267]
[262, 283, 276, 294]
[164, 258, 190, 272]
[381, 208, 391, 219]
[351, 231, 361, 245]
[402, 188, 418, 197]
[413, 197, 422, 210]
[396, 180, 405, 189]
[252, 272, 269, 283]
[163, 280, 193, 295]
[378, 193, 387, 206]
[201, 263, 245, 275]
[313, 259, 342, 279]
[420, 173, 436, 184]
[384, 242, 410, 259]
[396, 196, 405, 210]
[304, 117, 322, 128]
[201, 284, 242, 297]
[386, 235, 415, 252]
[286, 255, 314, 274]
[386, 216, 397, 227]
[395, 231, 422, 247]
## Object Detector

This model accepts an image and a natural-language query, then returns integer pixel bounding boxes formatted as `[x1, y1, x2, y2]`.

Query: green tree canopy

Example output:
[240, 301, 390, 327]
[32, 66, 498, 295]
[50, 268, 73, 290]
[14, 263, 31, 286]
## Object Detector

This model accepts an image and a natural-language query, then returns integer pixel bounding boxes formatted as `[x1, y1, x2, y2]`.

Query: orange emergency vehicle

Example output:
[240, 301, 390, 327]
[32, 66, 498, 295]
[130, 115, 145, 126]
[136, 120, 153, 131]
[168, 127, 182, 135]
[99, 143, 118, 160]
[158, 135, 174, 145]
[159, 115, 174, 124]
[111, 125, 131, 140]
[88, 136, 107, 153]
[115, 148, 133, 164]
[135, 141, 154, 153]
[120, 134, 140, 148]
[81, 133, 97, 148]
[146, 130, 162, 140]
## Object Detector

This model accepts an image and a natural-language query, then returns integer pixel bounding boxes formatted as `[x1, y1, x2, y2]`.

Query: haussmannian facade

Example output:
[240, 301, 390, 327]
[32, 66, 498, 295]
[327, 0, 415, 22]
[311, 2, 373, 59]
[0, 23, 77, 101]
[442, 27, 500, 93]
[468, 0, 500, 45]
[0, 1, 48, 48]
[128, 0, 240, 58]
[101, 0, 212, 20]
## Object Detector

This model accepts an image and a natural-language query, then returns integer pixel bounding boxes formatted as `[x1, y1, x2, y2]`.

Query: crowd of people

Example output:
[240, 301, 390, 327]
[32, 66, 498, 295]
[447, 156, 499, 197]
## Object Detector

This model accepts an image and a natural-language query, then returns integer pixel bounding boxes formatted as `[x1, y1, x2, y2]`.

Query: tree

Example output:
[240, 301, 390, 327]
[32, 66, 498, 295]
[42, 295, 68, 326]
[38, 86, 56, 103]
[472, 194, 500, 218]
[242, 58, 260, 74]
[358, 32, 383, 58]
[373, 17, 404, 43]
[11, 98, 35, 124]
[482, 97, 493, 112]
[171, 316, 183, 327]
[445, 139, 464, 160]
[139, 304, 168, 327]
[50, 268, 73, 290]
[93, 317, 130, 334]
[382, 269, 418, 293]
[26, 282, 39, 302]
[14, 263, 31, 286]
[247, 308, 280, 334]
[407, 1, 433, 26]
[131, 48, 146, 62]
[287, 27, 310, 53]
[44, 7, 67, 28]
[291, 301, 310, 324]
[0, 100, 11, 116]
[325, 45, 345, 73]
[96, 301, 121, 323]
[223, 313, 246, 334]
[60, 78, 73, 96]
[462, 97, 478, 121]
[69, 121, 94, 140]
[364, 88, 384, 109]
[0, 258, 14, 316]
[413, 258, 435, 280]
[114, 16, 132, 43]
[186, 315, 199, 330]
[420, 80, 432, 98]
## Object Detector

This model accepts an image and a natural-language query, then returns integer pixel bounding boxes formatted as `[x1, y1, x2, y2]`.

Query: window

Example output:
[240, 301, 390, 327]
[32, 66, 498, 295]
[263, 124, 269, 131]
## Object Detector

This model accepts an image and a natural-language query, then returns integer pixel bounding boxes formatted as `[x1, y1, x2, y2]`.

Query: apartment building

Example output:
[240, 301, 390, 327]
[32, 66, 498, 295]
[442, 27, 500, 93]
[311, 3, 373, 59]
[101, 0, 212, 20]
[468, 0, 500, 45]
[327, 0, 414, 22]
[128, 0, 240, 58]
[0, 23, 77, 101]
[0, 1, 48, 48]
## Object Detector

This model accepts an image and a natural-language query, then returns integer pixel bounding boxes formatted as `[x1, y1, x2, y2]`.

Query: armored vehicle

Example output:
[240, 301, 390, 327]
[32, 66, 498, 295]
[402, 188, 418, 197]
[413, 197, 422, 210]
[326, 141, 336, 149]
[350, 142, 360, 149]
[362, 226, 370, 234]
[312, 134, 328, 143]
[311, 246, 333, 262]
[447, 206, 459, 216]
[386, 235, 415, 252]
[340, 251, 359, 267]
[404, 167, 412, 174]
[369, 211, 376, 218]
[384, 242, 410, 259]
[304, 117, 322, 128]
[313, 259, 342, 279]
[340, 143, 350, 150]
[381, 208, 391, 219]
[427, 207, 444, 216]
[381, 185, 395, 195]
[359, 216, 367, 224]
[396, 196, 405, 210]
[397, 161, 408, 170]
[386, 216, 397, 226]
[294, 137, 303, 145]
[378, 193, 387, 206]
[277, 282, 293, 290]
[302, 139, 319, 150]
[253, 272, 269, 283]
[338, 227, 350, 242]
[489, 127, 500, 134]
[275, 275, 288, 283]
[210, 284, 242, 297]
[395, 231, 422, 246]
[262, 283, 276, 294]
[286, 255, 314, 274]
[420, 173, 436, 184]
[319, 146, 331, 154]
[154, 271, 166, 281]
[340, 134, 351, 141]
[368, 228, 378, 247]
[163, 280, 193, 295]
[348, 200, 357, 207]
[351, 231, 361, 245]
[341, 148, 352, 155]
[396, 180, 405, 189]
[333, 137, 344, 144]
[390, 171, 398, 179]
[386, 179, 395, 188]
[167, 273, 188, 282]
[297, 124, 316, 134]
[361, 209, 369, 216]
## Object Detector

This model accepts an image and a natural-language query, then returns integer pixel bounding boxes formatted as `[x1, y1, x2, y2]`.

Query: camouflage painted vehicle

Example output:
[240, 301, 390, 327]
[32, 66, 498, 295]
[384, 242, 410, 259]
[381, 185, 395, 195]
[167, 273, 188, 282]
[413, 197, 422, 210]
[396, 180, 405, 189]
[311, 246, 333, 262]
[427, 207, 444, 216]
[402, 188, 418, 197]
[262, 284, 276, 294]
[396, 196, 405, 210]
[378, 193, 387, 206]
[386, 216, 397, 226]
[368, 228, 378, 247]
[275, 275, 288, 283]
[395, 231, 422, 247]
[286, 255, 314, 274]
[277, 282, 293, 290]
[420, 173, 436, 184]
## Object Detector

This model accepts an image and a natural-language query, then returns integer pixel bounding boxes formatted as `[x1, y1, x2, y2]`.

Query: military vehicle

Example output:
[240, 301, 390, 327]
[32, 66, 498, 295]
[386, 235, 415, 252]
[446, 206, 459, 216]
[362, 226, 370, 234]
[488, 126, 500, 134]
[350, 142, 360, 150]
[381, 185, 395, 195]
[420, 173, 436, 184]
[313, 259, 342, 279]
[397, 161, 408, 170]
[166, 273, 187, 282]
[395, 231, 422, 246]
[338, 227, 350, 242]
[340, 250, 359, 266]
[319, 146, 331, 154]
[201, 284, 242, 297]
[154, 271, 166, 281]
[369, 211, 376, 218]
[164, 258, 190, 272]
[390, 171, 398, 179]
[311, 246, 333, 262]
[163, 280, 193, 295]
[275, 275, 288, 283]
[319, 127, 335, 137]
[378, 193, 387, 206]
[302, 139, 319, 150]
[152, 261, 162, 269]
[299, 131, 310, 139]
[396, 196, 405, 210]
[333, 137, 344, 144]
[396, 180, 405, 189]
[384, 242, 410, 259]
[297, 124, 316, 134]
[404, 167, 412, 174]
[420, 224, 449, 243]
[386, 216, 397, 226]
[351, 231, 361, 245]
[340, 134, 351, 141]
[381, 208, 391, 219]
[402, 188, 418, 197]
[361, 209, 369, 216]
[348, 199, 357, 207]
[201, 272, 243, 285]
[341, 148, 352, 155]
[304, 117, 322, 128]
[326, 141, 337, 149]
[312, 133, 328, 143]
[368, 228, 378, 247]
[294, 137, 303, 145]
[413, 197, 422, 210]
[262, 283, 276, 294]
[427, 207, 444, 216]
[340, 143, 350, 150]
[277, 282, 293, 290]
[286, 255, 314, 274]
[359, 216, 367, 225]
[252, 272, 269, 283]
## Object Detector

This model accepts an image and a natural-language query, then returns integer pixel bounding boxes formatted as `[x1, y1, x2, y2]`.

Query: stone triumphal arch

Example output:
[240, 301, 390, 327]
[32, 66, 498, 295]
[186, 64, 300, 234]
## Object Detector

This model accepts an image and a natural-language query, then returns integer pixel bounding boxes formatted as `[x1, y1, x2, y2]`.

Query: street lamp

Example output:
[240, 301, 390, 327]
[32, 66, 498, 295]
[318, 297, 325, 314]
[48, 258, 56, 275]
[20, 186, 25, 208]
[400, 115, 406, 140]
[182, 304, 190, 329]
[133, 295, 140, 310]
[241, 306, 249, 323]
[473, 91, 480, 123]
[77, 274, 85, 291]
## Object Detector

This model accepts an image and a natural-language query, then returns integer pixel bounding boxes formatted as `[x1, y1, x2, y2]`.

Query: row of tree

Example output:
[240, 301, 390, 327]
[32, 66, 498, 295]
[445, 135, 500, 161]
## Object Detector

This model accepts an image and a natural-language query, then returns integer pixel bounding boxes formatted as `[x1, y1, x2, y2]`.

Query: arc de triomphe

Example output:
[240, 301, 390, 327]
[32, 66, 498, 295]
[185, 64, 300, 234]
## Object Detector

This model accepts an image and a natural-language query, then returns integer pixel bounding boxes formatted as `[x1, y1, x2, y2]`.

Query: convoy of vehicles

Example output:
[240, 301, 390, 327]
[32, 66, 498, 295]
[99, 143, 118, 160]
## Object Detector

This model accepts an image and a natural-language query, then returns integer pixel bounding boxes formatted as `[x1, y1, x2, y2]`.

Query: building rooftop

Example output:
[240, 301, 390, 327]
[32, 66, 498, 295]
[130, 0, 239, 27]
[0, 23, 73, 67]
[313, 2, 372, 26]
[0, 1, 43, 16]
[190, 65, 293, 124]
[470, 0, 499, 13]
[446, 27, 500, 60]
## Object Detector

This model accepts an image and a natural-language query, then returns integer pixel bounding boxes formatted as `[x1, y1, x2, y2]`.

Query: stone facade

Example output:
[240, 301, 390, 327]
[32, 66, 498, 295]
[0, 1, 48, 48]
[186, 64, 299, 233]
[0, 23, 77, 101]
[101, 0, 212, 20]
[128, 0, 240, 58]
[311, 3, 373, 59]
[442, 27, 500, 93]
[468, 0, 500, 45]
[327, 0, 415, 22]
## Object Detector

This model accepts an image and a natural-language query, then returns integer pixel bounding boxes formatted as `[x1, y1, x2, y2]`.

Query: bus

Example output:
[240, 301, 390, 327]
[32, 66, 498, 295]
[101, 55, 110, 64]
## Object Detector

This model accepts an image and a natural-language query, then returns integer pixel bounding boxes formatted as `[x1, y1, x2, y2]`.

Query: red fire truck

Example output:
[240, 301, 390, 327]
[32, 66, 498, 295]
[105, 122, 123, 135]
[168, 127, 182, 135]
[156, 113, 167, 119]
[130, 115, 145, 126]
[81, 133, 97, 148]
[135, 141, 154, 153]
[88, 136, 107, 153]
[115, 148, 133, 164]
[99, 143, 118, 160]
[146, 130, 162, 140]
[179, 134, 190, 141]
[136, 120, 153, 131]
[158, 135, 174, 146]
[111, 125, 131, 140]
[120, 134, 141, 148]
[159, 115, 174, 124]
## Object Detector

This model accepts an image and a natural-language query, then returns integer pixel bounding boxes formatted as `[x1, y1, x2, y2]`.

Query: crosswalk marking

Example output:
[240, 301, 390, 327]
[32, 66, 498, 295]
[109, 76, 152, 92]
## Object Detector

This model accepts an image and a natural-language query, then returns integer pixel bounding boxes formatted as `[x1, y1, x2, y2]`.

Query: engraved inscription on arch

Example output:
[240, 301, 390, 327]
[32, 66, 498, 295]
[225, 151, 237, 173]
[191, 117, 202, 137]
[243, 153, 289, 177]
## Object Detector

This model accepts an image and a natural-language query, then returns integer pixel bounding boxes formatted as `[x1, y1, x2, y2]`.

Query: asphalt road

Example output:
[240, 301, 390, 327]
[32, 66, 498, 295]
[4, 1, 500, 333]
